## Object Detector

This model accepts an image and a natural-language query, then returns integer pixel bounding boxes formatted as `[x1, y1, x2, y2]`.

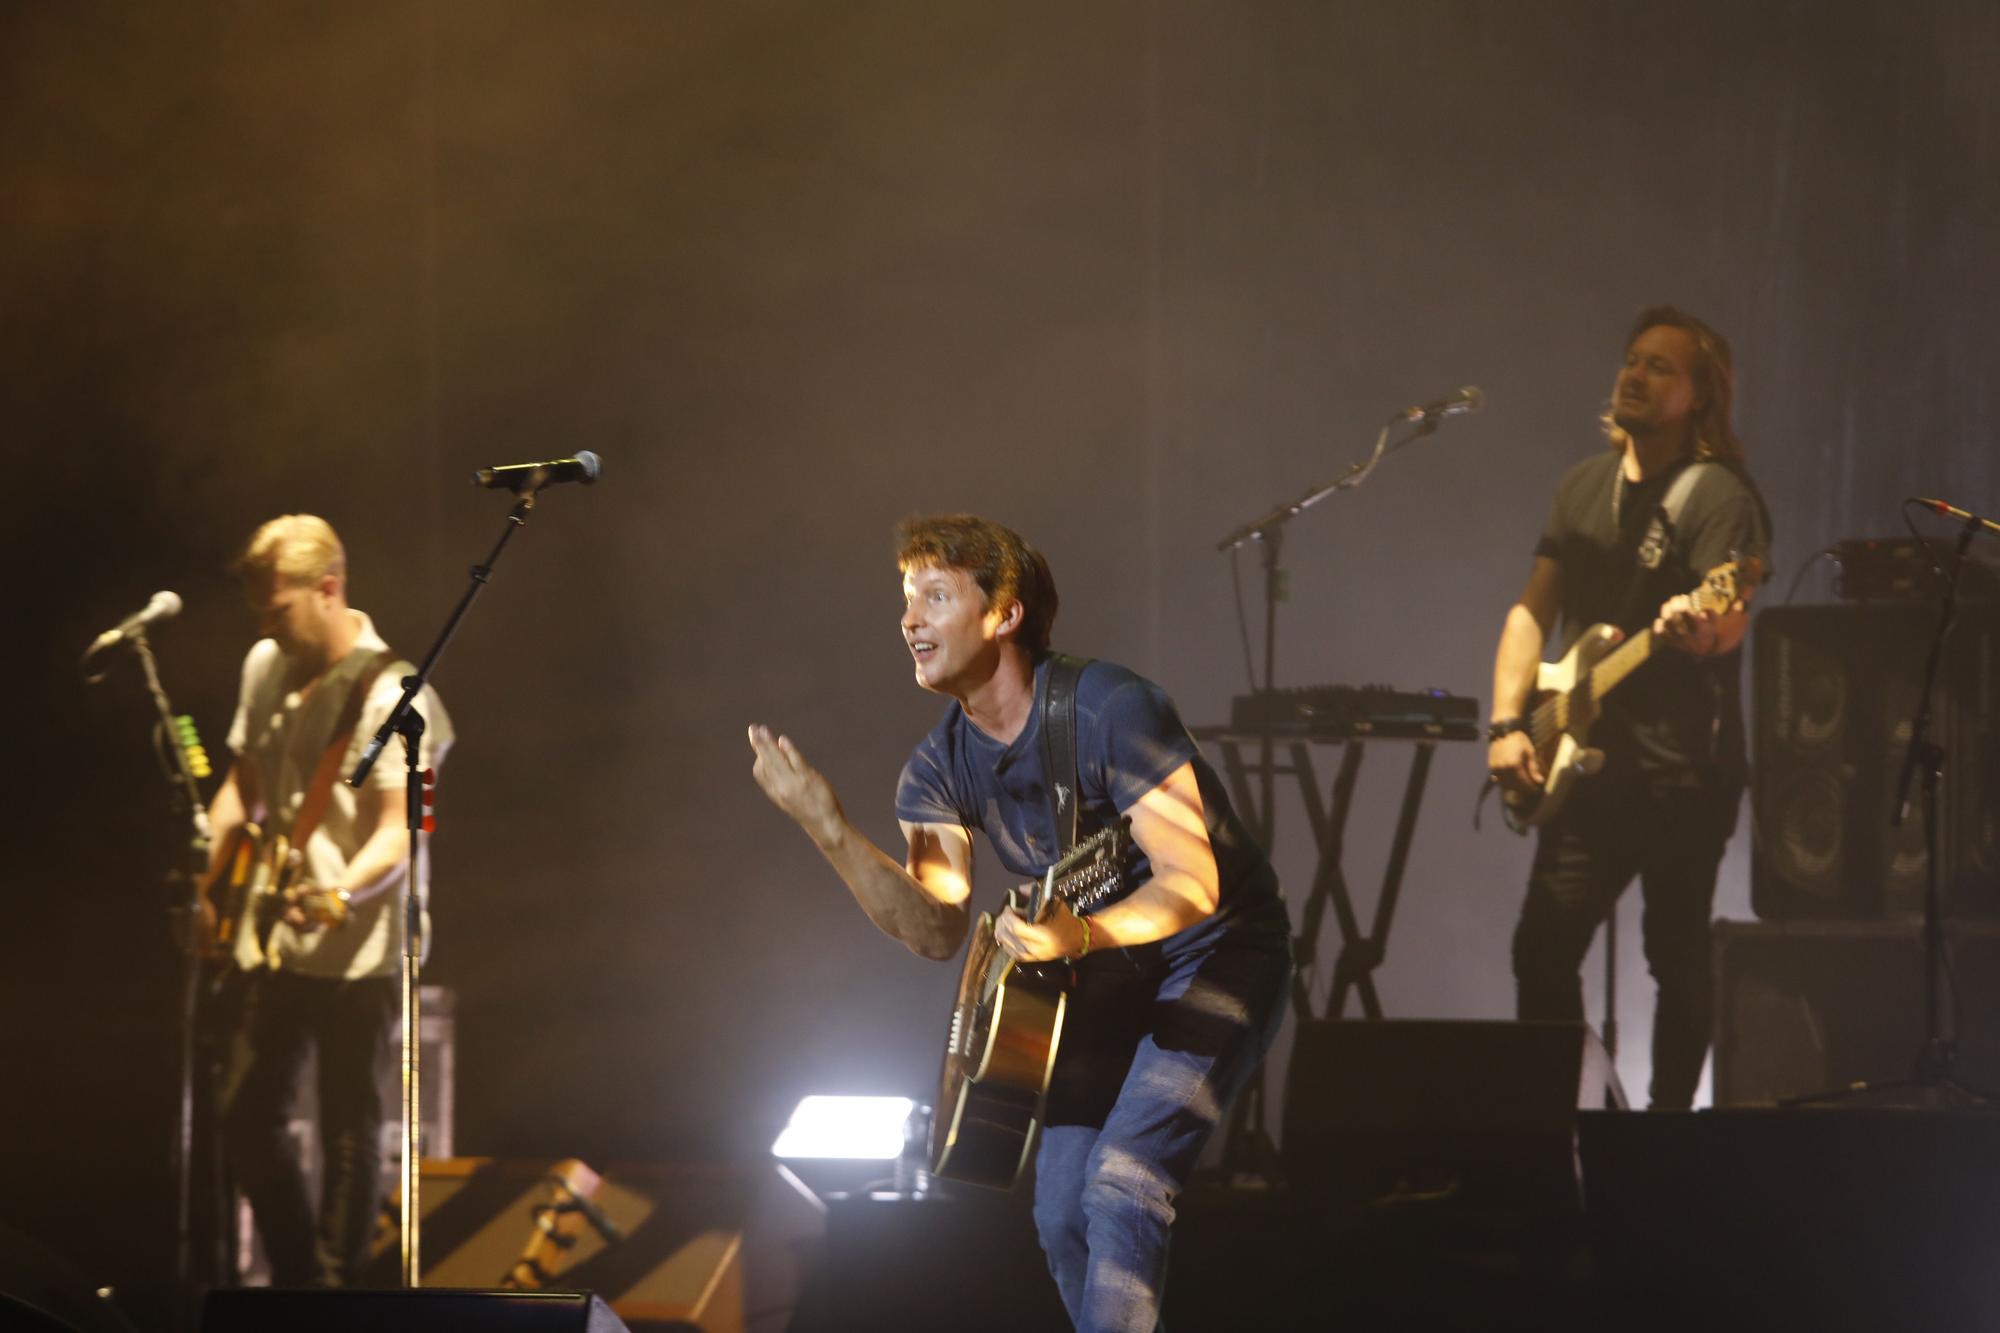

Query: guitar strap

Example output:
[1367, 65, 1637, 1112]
[1612, 461, 1712, 628]
[1038, 653, 1089, 856]
[287, 648, 395, 850]
[1632, 461, 1711, 572]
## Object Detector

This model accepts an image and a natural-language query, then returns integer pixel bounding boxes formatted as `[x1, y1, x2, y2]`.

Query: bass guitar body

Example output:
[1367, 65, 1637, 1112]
[1500, 558, 1759, 833]
[1503, 623, 1620, 831]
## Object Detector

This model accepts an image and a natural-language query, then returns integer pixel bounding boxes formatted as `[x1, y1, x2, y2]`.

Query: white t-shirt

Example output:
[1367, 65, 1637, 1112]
[225, 610, 454, 979]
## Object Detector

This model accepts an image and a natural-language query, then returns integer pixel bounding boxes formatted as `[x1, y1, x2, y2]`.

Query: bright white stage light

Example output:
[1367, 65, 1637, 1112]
[770, 1095, 917, 1161]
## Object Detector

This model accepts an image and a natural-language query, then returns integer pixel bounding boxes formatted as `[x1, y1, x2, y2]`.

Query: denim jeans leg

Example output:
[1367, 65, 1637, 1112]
[217, 969, 319, 1285]
[1073, 938, 1291, 1333]
[1033, 1123, 1099, 1326]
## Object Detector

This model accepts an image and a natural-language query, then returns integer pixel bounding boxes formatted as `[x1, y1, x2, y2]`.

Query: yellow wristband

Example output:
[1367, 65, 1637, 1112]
[1076, 914, 1091, 958]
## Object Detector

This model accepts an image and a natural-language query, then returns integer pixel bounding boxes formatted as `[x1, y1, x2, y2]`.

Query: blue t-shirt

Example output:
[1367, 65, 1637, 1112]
[895, 656, 1288, 963]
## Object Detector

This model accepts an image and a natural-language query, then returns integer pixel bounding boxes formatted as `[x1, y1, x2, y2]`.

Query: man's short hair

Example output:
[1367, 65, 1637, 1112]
[895, 513, 1059, 658]
[232, 514, 347, 589]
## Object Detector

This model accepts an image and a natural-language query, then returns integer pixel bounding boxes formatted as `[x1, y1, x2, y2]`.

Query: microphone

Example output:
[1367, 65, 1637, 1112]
[90, 590, 183, 651]
[1916, 497, 2000, 538]
[472, 451, 603, 492]
[1397, 386, 1484, 423]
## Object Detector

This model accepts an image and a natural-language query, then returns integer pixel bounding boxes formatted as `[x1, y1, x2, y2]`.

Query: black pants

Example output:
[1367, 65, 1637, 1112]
[217, 968, 395, 1286]
[1511, 774, 1739, 1110]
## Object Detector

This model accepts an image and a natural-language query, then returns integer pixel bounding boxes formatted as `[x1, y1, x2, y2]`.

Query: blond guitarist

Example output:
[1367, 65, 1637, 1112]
[199, 515, 453, 1287]
[1488, 307, 1770, 1111]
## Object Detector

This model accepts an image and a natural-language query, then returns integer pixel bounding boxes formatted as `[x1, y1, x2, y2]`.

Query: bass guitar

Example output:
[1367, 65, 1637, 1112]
[929, 819, 1131, 1190]
[1502, 557, 1761, 832]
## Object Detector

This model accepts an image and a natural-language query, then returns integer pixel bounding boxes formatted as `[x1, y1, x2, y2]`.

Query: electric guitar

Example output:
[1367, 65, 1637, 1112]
[207, 822, 353, 963]
[1501, 557, 1761, 832]
[929, 819, 1132, 1190]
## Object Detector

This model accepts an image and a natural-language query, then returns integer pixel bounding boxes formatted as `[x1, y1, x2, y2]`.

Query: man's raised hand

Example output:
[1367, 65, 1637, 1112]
[747, 724, 844, 843]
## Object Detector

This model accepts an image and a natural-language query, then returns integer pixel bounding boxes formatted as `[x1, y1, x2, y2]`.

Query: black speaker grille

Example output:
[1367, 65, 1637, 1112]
[1751, 604, 1999, 919]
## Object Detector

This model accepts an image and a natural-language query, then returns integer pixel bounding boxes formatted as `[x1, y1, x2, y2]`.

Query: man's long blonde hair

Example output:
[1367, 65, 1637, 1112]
[1602, 305, 1746, 464]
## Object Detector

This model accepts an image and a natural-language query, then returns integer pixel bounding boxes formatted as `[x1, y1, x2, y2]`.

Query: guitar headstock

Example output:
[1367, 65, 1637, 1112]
[1050, 818, 1135, 917]
[1695, 554, 1765, 613]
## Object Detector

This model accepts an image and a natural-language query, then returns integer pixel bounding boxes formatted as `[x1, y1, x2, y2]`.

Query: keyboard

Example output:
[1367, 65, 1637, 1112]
[1224, 685, 1480, 742]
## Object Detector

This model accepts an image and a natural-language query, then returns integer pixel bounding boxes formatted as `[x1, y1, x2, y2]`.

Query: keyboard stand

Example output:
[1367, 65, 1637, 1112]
[1193, 729, 1443, 1022]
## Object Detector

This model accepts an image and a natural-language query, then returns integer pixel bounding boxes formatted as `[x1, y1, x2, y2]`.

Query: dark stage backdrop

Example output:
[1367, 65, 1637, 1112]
[4, 0, 1995, 1311]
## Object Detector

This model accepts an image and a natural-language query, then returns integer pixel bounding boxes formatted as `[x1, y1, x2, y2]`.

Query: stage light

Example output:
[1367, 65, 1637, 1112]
[771, 1095, 917, 1161]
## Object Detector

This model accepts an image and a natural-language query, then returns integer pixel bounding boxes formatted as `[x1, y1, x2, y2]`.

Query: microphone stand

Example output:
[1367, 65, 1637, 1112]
[349, 484, 552, 1285]
[88, 630, 215, 1328]
[1216, 416, 1442, 844]
[1786, 512, 1996, 1108]
[1210, 412, 1443, 1179]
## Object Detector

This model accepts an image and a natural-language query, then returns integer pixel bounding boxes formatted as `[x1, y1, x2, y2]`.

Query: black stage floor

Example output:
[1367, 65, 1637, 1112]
[792, 1107, 2000, 1333]
[16, 1106, 2000, 1332]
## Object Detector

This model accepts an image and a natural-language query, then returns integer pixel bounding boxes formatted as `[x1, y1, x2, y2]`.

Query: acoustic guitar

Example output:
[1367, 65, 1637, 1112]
[929, 819, 1131, 1189]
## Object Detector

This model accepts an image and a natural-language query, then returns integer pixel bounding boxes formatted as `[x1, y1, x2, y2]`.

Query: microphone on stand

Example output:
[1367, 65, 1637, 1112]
[89, 590, 184, 652]
[471, 451, 603, 493]
[1915, 497, 2000, 538]
[1395, 386, 1484, 424]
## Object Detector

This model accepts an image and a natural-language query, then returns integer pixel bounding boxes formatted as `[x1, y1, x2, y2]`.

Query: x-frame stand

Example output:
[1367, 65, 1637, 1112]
[1199, 730, 1441, 1023]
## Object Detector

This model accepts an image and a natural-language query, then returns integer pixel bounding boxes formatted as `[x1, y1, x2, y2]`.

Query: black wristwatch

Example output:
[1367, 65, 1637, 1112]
[1487, 717, 1527, 742]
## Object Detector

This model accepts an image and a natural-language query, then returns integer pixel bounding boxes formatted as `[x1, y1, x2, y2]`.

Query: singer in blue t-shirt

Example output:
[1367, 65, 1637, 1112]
[747, 513, 1290, 1333]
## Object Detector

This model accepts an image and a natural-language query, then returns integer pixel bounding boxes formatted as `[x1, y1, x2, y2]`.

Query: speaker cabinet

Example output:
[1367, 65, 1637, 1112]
[356, 1159, 824, 1333]
[787, 1190, 1068, 1333]
[1279, 1020, 1624, 1214]
[1712, 918, 2000, 1105]
[1751, 603, 1999, 919]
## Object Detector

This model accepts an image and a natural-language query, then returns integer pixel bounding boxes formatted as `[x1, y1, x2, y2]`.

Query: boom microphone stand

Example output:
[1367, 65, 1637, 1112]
[349, 454, 598, 1285]
[1210, 392, 1477, 1176]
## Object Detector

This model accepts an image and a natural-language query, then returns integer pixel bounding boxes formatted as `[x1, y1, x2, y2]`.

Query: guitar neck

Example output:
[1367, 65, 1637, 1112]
[1589, 626, 1656, 698]
[1586, 575, 1736, 700]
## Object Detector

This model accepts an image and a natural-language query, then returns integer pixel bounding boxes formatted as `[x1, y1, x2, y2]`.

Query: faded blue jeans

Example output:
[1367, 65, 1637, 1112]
[1030, 929, 1292, 1332]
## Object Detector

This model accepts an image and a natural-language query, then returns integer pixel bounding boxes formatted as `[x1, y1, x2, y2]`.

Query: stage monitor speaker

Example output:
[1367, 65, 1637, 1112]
[1711, 918, 2000, 1105]
[787, 1190, 1068, 1333]
[1279, 1020, 1624, 1214]
[354, 1159, 824, 1333]
[203, 1288, 629, 1332]
[1580, 1108, 2000, 1332]
[1751, 603, 1999, 920]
